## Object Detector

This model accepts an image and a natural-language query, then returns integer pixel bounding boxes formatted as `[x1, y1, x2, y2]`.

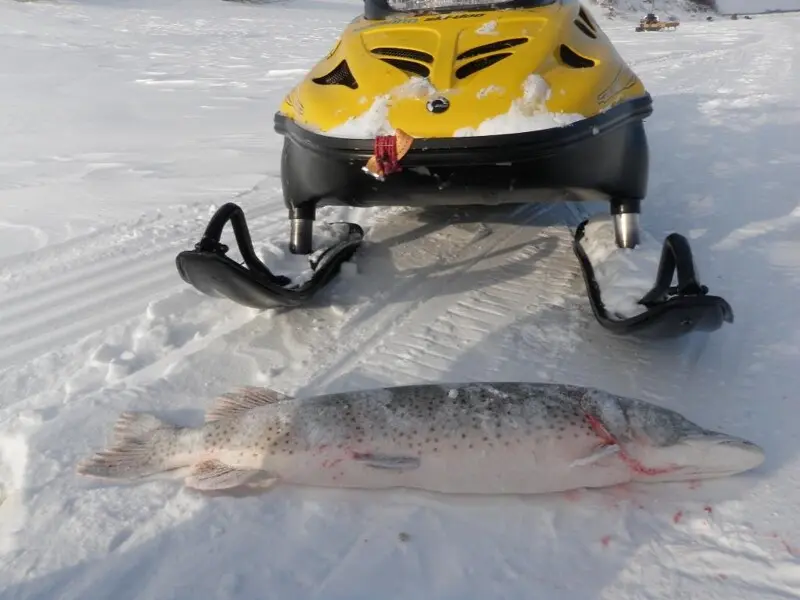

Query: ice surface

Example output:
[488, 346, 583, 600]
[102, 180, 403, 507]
[2, 1, 800, 599]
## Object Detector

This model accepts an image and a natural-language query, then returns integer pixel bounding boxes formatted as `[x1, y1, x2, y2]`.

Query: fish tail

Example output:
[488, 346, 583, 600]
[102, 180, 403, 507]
[77, 412, 191, 481]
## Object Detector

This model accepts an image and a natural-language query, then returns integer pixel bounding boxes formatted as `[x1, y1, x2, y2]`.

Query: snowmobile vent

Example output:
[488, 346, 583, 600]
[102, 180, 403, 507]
[456, 38, 528, 61]
[312, 59, 358, 89]
[370, 47, 434, 63]
[370, 47, 433, 77]
[574, 6, 598, 39]
[455, 53, 512, 79]
[558, 44, 595, 68]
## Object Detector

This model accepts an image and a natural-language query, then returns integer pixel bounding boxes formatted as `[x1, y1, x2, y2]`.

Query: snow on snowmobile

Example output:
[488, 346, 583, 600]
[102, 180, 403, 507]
[176, 0, 733, 339]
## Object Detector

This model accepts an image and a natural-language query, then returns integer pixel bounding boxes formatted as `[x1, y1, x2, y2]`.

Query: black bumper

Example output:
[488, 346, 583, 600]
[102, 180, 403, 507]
[275, 94, 654, 212]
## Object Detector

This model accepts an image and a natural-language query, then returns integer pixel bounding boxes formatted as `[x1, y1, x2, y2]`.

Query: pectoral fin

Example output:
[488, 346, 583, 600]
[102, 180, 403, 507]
[185, 459, 275, 490]
[352, 452, 421, 471]
[570, 444, 620, 468]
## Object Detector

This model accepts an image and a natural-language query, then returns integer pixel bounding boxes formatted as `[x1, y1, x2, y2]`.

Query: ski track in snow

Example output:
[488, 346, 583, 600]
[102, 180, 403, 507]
[1, 2, 800, 599]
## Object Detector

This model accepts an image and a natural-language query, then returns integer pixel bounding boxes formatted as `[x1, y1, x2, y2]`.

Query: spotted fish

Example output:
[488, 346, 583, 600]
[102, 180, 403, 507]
[76, 382, 764, 494]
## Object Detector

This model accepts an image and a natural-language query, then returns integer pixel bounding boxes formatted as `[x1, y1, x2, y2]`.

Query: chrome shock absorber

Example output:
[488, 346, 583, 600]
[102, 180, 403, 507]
[610, 199, 641, 249]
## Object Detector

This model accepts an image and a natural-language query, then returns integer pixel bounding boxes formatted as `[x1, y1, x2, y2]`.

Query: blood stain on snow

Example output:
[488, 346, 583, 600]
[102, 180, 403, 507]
[704, 505, 713, 515]
[601, 535, 612, 547]
[673, 510, 683, 524]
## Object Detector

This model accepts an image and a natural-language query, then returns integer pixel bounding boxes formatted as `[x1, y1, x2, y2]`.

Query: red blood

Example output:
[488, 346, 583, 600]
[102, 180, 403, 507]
[584, 414, 678, 477]
[673, 510, 683, 524]
[601, 535, 612, 547]
[704, 505, 713, 515]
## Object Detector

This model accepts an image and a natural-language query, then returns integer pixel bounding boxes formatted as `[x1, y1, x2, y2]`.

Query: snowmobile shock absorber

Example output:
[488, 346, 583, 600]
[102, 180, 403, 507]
[610, 199, 641, 249]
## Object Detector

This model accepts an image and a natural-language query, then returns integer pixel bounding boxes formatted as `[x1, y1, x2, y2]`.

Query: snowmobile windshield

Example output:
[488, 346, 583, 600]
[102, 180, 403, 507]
[371, 0, 557, 17]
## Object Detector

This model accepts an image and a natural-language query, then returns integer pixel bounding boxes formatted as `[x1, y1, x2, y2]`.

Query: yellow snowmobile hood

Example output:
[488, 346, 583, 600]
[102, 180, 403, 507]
[278, 0, 647, 138]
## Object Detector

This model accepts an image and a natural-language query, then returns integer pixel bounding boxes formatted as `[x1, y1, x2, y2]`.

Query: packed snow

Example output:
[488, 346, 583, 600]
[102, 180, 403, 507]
[453, 74, 585, 136]
[576, 216, 661, 319]
[2, 1, 800, 599]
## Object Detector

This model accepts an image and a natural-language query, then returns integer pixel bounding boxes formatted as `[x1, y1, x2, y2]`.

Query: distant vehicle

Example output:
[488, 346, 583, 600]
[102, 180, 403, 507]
[635, 12, 680, 31]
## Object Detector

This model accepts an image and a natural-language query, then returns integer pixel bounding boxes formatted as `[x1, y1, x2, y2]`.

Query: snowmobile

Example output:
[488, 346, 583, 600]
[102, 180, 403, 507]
[176, 0, 733, 339]
[635, 12, 679, 31]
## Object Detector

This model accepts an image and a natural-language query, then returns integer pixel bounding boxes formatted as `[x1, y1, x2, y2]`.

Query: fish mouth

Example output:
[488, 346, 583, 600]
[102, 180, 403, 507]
[674, 435, 765, 479]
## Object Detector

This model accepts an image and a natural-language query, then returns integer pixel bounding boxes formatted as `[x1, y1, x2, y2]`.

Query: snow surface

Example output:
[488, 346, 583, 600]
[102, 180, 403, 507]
[715, 0, 800, 14]
[2, 1, 800, 599]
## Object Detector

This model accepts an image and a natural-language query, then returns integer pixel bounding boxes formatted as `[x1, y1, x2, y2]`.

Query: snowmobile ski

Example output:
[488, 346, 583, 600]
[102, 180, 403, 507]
[573, 219, 734, 338]
[175, 202, 363, 310]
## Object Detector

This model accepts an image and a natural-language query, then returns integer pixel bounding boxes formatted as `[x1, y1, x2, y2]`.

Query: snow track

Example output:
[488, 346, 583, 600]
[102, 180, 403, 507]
[1, 3, 800, 599]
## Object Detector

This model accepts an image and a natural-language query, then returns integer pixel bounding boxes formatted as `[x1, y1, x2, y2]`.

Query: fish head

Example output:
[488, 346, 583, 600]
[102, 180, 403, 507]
[583, 390, 765, 483]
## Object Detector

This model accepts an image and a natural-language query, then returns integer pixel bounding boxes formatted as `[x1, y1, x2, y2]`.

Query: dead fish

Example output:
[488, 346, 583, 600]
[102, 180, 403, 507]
[76, 382, 764, 494]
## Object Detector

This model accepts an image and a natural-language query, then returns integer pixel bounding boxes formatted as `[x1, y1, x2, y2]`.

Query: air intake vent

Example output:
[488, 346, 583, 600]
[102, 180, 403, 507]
[559, 44, 595, 68]
[574, 6, 598, 39]
[312, 60, 358, 89]
[371, 47, 434, 63]
[379, 58, 431, 78]
[455, 53, 511, 79]
[457, 38, 527, 60]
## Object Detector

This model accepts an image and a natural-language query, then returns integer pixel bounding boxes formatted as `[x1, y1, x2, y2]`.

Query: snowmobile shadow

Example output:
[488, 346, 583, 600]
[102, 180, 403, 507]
[275, 203, 566, 323]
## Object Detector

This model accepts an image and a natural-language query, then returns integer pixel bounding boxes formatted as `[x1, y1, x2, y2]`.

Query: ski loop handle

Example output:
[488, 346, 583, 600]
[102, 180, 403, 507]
[639, 233, 707, 307]
[196, 202, 291, 287]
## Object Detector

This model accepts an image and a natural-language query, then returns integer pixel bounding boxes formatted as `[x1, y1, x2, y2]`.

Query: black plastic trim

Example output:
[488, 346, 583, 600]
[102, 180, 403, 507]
[274, 94, 652, 164]
[175, 203, 363, 310]
[573, 219, 734, 338]
[371, 47, 434, 63]
[456, 38, 528, 60]
[455, 53, 512, 78]
[275, 94, 653, 210]
[380, 57, 431, 77]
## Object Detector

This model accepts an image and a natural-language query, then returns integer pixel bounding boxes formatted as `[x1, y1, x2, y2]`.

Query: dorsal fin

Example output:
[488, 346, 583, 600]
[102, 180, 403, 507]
[205, 386, 292, 422]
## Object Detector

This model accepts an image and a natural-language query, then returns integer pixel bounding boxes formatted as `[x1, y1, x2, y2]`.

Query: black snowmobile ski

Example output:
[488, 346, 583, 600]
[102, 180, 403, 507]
[175, 202, 363, 310]
[573, 220, 734, 338]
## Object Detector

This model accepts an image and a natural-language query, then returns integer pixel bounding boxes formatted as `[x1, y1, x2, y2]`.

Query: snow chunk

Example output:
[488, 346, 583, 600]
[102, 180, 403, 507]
[578, 216, 664, 320]
[477, 85, 504, 99]
[324, 77, 437, 138]
[256, 221, 356, 287]
[325, 95, 392, 138]
[476, 20, 499, 35]
[454, 75, 584, 137]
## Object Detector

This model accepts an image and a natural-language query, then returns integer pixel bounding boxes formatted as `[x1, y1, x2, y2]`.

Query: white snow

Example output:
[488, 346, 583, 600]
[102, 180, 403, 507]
[715, 0, 800, 14]
[2, 1, 800, 599]
[476, 19, 500, 35]
[577, 216, 661, 319]
[325, 74, 582, 138]
[454, 75, 585, 136]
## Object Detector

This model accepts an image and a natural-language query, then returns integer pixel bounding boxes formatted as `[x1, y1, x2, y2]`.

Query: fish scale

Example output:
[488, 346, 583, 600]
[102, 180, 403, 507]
[77, 382, 765, 496]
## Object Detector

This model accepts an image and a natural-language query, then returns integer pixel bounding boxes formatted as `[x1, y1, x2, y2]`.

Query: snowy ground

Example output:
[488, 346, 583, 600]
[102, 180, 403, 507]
[1, 1, 800, 598]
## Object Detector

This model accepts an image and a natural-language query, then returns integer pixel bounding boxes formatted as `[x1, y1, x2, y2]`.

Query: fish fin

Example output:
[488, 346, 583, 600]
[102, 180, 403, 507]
[571, 444, 620, 468]
[185, 459, 272, 491]
[352, 452, 421, 471]
[112, 411, 172, 443]
[205, 386, 292, 423]
[77, 413, 182, 480]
